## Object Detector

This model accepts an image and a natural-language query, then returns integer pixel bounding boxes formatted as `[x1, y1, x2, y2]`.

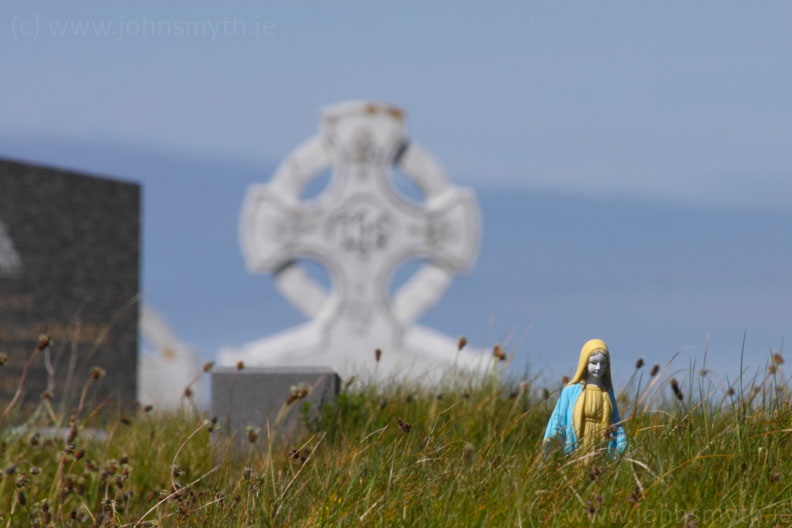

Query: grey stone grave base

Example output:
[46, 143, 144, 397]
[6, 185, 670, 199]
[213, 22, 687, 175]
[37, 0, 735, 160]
[210, 367, 340, 456]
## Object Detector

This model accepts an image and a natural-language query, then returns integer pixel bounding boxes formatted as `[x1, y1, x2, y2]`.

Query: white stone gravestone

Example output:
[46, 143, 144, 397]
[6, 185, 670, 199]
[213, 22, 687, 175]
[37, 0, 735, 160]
[0, 218, 23, 277]
[219, 101, 484, 380]
[138, 304, 203, 409]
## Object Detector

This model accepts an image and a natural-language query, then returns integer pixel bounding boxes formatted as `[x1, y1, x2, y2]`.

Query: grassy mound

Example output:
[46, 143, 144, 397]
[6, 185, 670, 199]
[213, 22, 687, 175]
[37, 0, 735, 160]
[1, 349, 791, 526]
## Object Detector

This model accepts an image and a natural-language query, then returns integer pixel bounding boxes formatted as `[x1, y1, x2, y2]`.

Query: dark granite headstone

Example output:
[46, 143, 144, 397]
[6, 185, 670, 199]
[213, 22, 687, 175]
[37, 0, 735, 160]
[0, 158, 140, 413]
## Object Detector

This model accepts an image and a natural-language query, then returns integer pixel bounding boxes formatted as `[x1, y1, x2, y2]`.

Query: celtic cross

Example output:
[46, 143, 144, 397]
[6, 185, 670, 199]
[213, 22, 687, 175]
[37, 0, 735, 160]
[219, 101, 482, 377]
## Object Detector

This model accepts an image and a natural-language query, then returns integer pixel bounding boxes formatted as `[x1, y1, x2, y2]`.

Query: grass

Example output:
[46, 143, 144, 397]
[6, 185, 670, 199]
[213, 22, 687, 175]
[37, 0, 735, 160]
[1, 339, 791, 527]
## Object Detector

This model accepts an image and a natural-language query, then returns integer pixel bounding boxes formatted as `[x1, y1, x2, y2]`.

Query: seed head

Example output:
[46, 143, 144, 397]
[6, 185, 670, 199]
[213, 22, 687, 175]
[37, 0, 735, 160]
[650, 364, 660, 377]
[90, 367, 105, 380]
[635, 358, 644, 369]
[493, 345, 506, 361]
[682, 511, 697, 528]
[36, 335, 52, 352]
[773, 353, 784, 365]
[202, 361, 215, 372]
[585, 497, 600, 521]
[184, 387, 193, 399]
[628, 486, 643, 504]
[245, 426, 259, 444]
[0, 352, 7, 366]
[286, 383, 310, 404]
[41, 390, 52, 400]
[395, 417, 412, 433]
[458, 337, 467, 351]
[287, 448, 309, 465]
[375, 348, 382, 363]
[670, 378, 684, 401]
[236, 361, 245, 371]
[463, 442, 475, 461]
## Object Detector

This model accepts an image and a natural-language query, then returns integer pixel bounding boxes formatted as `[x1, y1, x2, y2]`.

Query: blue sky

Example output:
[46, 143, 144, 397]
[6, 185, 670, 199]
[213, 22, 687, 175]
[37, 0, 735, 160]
[1, 2, 790, 388]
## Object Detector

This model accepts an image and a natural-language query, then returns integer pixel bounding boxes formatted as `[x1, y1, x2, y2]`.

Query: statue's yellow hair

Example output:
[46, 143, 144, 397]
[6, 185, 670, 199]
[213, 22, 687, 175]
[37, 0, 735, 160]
[568, 338, 613, 388]
[569, 339, 614, 447]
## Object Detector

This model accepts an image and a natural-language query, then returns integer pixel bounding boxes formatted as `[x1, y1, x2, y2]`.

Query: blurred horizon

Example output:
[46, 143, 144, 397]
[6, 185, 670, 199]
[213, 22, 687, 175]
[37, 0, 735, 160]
[1, 133, 788, 390]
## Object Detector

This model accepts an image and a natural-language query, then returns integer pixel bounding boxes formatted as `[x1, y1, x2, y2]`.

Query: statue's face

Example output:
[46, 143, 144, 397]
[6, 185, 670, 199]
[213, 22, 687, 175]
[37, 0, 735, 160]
[587, 351, 607, 380]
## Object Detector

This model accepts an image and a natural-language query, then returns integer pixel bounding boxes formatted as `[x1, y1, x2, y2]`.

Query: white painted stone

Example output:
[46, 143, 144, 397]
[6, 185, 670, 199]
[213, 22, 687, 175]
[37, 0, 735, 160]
[138, 305, 203, 409]
[219, 101, 485, 380]
[0, 218, 23, 278]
